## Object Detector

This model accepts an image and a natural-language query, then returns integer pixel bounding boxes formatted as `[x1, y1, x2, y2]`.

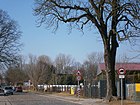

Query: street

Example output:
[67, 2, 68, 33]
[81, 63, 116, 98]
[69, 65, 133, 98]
[0, 92, 80, 105]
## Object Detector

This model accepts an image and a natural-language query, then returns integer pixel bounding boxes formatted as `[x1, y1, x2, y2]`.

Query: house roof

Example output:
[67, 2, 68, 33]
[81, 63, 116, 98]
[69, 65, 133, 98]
[97, 63, 140, 75]
[99, 63, 140, 71]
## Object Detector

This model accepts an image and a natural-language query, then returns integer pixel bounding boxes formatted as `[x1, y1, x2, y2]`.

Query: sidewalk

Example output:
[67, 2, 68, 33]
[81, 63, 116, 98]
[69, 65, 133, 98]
[51, 95, 107, 105]
[43, 93, 108, 105]
[36, 92, 140, 105]
[45, 94, 140, 105]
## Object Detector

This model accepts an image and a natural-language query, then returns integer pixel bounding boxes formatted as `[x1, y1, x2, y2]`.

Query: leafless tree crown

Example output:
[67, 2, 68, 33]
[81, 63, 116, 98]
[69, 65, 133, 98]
[34, 0, 140, 39]
[0, 9, 22, 68]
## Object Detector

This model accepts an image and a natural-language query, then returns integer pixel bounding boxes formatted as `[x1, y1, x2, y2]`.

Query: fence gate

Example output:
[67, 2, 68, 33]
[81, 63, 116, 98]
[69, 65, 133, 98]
[91, 80, 99, 98]
[98, 80, 107, 98]
[83, 80, 107, 98]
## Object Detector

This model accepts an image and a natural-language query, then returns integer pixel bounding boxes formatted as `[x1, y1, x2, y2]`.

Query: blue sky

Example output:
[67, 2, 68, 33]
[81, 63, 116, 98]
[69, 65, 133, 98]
[0, 0, 139, 63]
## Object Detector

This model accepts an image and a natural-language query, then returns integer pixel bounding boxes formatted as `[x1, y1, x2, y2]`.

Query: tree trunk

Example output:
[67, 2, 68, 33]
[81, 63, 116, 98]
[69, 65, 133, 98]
[110, 40, 118, 96]
[104, 46, 112, 100]
[110, 0, 119, 97]
[104, 38, 118, 100]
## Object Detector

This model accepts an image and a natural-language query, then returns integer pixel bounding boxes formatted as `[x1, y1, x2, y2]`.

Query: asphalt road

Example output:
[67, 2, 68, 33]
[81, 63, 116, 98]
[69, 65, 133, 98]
[0, 92, 80, 105]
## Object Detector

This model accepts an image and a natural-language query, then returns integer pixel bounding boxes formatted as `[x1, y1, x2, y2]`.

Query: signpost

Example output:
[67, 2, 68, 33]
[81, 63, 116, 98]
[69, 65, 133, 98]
[76, 70, 81, 99]
[117, 68, 126, 105]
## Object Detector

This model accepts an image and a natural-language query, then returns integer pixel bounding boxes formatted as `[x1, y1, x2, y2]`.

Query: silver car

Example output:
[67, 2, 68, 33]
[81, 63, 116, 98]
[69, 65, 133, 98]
[0, 88, 4, 96]
[3, 86, 14, 95]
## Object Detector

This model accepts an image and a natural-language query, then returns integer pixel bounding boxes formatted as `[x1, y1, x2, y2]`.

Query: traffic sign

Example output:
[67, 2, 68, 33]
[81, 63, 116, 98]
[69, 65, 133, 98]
[118, 68, 126, 75]
[119, 75, 125, 78]
[76, 75, 81, 81]
[76, 70, 81, 76]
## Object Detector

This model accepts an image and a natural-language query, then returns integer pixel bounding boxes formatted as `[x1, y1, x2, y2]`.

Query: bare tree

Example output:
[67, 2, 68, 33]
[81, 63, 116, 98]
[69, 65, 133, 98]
[116, 53, 130, 63]
[0, 9, 22, 68]
[34, 0, 140, 100]
[83, 52, 103, 83]
[83, 61, 95, 84]
[26, 55, 52, 90]
[54, 53, 75, 84]
[87, 52, 104, 64]
[26, 55, 37, 90]
[73, 61, 82, 70]
[55, 53, 75, 74]
[37, 55, 53, 84]
[4, 55, 28, 85]
[5, 65, 27, 86]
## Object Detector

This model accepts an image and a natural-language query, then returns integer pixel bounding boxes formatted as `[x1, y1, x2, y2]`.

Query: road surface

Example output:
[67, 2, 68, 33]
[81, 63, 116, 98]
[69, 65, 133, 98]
[0, 92, 80, 105]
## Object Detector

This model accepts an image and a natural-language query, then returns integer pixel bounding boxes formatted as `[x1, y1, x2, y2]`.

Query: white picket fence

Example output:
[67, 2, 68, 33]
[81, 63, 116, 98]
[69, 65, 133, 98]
[38, 85, 77, 92]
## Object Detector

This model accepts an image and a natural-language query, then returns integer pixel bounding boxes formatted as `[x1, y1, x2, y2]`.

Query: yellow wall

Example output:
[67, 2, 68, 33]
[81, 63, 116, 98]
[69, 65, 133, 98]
[135, 83, 140, 92]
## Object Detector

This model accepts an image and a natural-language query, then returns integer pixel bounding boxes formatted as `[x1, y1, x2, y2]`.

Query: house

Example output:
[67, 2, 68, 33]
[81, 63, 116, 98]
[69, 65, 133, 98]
[97, 63, 140, 83]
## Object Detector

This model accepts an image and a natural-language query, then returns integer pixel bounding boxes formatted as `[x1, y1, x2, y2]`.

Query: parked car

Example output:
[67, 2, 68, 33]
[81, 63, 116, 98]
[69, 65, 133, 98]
[3, 86, 14, 95]
[0, 88, 4, 96]
[15, 86, 23, 92]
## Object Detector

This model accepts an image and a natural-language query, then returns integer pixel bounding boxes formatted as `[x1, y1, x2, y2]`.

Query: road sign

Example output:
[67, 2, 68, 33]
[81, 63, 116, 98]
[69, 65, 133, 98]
[118, 68, 126, 75]
[76, 75, 81, 81]
[119, 75, 125, 78]
[76, 70, 81, 76]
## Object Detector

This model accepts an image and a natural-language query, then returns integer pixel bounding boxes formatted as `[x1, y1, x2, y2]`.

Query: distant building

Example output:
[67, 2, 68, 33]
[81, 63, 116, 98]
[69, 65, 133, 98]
[97, 63, 140, 83]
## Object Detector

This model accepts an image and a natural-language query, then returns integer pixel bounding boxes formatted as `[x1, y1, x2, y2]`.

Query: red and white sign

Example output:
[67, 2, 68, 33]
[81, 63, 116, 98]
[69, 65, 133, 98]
[118, 68, 126, 78]
[117, 68, 126, 75]
[76, 70, 82, 81]
[76, 75, 81, 81]
[76, 70, 81, 76]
